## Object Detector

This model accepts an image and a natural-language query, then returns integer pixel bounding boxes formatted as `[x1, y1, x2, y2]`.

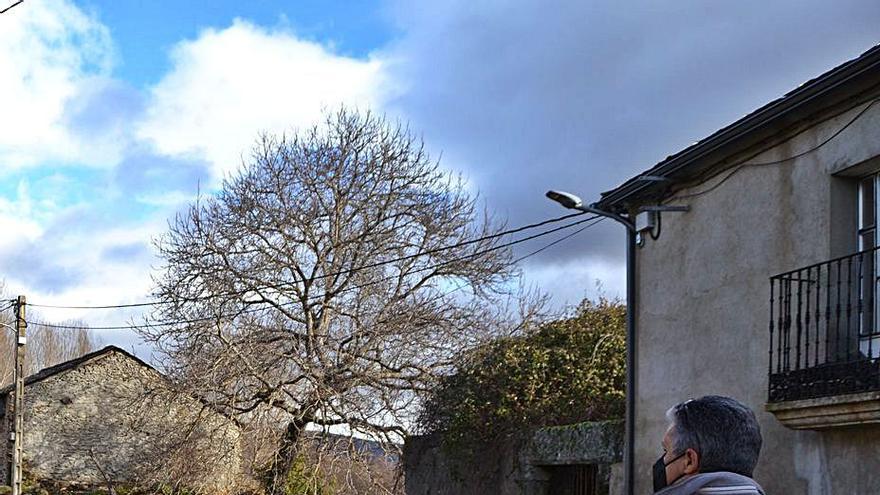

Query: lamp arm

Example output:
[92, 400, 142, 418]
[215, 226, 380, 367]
[575, 204, 634, 232]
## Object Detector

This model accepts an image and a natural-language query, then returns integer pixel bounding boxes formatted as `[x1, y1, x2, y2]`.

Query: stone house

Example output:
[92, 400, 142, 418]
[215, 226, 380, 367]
[597, 44, 880, 493]
[0, 345, 243, 493]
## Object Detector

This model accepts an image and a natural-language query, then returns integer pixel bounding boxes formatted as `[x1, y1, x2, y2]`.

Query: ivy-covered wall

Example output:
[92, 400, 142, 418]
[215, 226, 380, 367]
[418, 299, 626, 452]
[404, 420, 623, 495]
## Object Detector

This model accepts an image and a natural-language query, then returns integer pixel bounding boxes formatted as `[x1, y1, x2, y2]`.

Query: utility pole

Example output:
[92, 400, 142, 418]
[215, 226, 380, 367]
[8, 296, 24, 495]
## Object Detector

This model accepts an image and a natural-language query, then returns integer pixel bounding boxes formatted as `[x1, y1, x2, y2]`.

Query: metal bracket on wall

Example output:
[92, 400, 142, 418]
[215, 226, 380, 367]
[640, 205, 690, 212]
[635, 205, 690, 246]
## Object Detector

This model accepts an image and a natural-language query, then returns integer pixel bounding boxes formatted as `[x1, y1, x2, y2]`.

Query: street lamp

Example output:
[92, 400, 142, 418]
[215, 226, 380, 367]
[546, 190, 637, 495]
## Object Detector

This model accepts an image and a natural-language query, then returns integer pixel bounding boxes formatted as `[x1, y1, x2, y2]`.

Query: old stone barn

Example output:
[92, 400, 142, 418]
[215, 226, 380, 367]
[0, 346, 242, 493]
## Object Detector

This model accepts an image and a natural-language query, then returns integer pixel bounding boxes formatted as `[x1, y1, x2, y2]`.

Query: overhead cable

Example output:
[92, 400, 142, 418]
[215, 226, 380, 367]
[28, 211, 588, 310]
[387, 217, 608, 305]
[0, 1, 24, 14]
[672, 98, 879, 201]
[512, 217, 606, 264]
[27, 214, 602, 331]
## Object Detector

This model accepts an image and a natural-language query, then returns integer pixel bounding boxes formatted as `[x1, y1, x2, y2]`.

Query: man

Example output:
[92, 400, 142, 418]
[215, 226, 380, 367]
[654, 395, 766, 494]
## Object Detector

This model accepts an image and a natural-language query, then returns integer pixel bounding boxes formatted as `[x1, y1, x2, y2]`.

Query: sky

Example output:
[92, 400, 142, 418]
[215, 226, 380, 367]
[1, 0, 879, 355]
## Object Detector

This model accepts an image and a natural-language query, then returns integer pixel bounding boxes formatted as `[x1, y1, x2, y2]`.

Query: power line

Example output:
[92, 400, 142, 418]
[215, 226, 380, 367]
[40, 87, 862, 312]
[512, 217, 606, 264]
[30, 214, 599, 330]
[28, 311, 252, 332]
[28, 300, 168, 310]
[371, 218, 608, 305]
[0, 1, 24, 14]
[671, 98, 879, 201]
[0, 300, 16, 313]
[28, 214, 604, 331]
[27, 211, 589, 311]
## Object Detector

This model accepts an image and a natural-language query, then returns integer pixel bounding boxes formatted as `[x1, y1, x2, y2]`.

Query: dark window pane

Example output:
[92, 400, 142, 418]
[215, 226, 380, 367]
[860, 176, 875, 229]
[861, 229, 876, 251]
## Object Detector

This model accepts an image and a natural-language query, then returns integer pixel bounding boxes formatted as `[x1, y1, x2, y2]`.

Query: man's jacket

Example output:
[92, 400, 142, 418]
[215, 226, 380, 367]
[656, 471, 766, 495]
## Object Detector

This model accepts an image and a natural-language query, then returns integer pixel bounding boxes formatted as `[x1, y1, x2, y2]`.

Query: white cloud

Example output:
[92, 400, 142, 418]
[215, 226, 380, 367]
[137, 19, 394, 179]
[0, 174, 161, 336]
[135, 190, 198, 208]
[3, 215, 163, 325]
[0, 0, 119, 168]
[0, 184, 43, 247]
[521, 257, 626, 310]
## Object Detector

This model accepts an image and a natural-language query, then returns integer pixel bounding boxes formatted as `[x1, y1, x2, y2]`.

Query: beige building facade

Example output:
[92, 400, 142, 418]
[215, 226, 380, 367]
[598, 45, 880, 494]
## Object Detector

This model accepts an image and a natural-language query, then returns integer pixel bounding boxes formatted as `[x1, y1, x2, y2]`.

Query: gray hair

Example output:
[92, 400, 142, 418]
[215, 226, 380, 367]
[665, 395, 762, 477]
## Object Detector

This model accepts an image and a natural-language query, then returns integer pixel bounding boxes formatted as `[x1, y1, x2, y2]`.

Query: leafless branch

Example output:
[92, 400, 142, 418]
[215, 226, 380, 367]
[142, 108, 542, 493]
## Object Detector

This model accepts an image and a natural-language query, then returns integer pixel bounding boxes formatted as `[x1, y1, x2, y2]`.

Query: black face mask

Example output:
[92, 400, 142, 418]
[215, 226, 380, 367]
[652, 451, 687, 493]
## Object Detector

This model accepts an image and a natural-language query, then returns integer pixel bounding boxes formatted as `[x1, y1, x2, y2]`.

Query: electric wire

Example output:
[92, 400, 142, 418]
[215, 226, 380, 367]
[27, 211, 589, 310]
[20, 71, 880, 312]
[409, 216, 608, 305]
[400, 216, 608, 302]
[28, 215, 599, 331]
[511, 217, 606, 264]
[648, 211, 661, 241]
[0, 1, 24, 14]
[26, 214, 603, 331]
[27, 300, 172, 310]
[671, 98, 879, 201]
[31, 90, 873, 320]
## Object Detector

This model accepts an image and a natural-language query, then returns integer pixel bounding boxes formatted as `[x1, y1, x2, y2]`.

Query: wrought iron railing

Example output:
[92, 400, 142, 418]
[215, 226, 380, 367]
[769, 246, 880, 402]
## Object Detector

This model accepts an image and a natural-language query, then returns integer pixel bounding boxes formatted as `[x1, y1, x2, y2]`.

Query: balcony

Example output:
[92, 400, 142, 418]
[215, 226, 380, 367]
[766, 247, 880, 429]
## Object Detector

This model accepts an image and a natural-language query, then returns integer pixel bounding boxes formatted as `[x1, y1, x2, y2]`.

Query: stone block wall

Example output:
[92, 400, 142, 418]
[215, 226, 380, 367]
[404, 420, 624, 495]
[0, 349, 243, 494]
[403, 434, 521, 495]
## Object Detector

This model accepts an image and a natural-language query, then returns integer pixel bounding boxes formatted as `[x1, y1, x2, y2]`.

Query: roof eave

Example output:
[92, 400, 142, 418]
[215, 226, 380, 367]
[597, 44, 880, 211]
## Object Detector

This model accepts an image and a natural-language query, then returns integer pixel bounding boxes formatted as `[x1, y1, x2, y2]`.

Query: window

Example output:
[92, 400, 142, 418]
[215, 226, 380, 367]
[548, 465, 599, 495]
[858, 175, 880, 358]
[859, 176, 876, 250]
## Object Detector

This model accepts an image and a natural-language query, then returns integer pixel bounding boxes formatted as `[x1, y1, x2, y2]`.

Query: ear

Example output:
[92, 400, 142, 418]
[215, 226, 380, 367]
[682, 448, 700, 475]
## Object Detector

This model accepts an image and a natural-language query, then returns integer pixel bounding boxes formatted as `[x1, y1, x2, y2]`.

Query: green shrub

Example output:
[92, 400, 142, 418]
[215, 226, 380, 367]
[283, 453, 334, 495]
[256, 451, 336, 495]
[419, 297, 626, 450]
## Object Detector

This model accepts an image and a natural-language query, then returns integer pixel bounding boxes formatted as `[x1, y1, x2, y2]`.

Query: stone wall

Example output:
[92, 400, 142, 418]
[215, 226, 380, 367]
[404, 433, 521, 495]
[404, 420, 623, 495]
[0, 349, 243, 494]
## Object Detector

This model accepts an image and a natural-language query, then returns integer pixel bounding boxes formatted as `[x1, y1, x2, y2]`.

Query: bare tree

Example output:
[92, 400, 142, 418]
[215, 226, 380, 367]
[25, 320, 100, 376]
[0, 286, 99, 382]
[142, 109, 536, 492]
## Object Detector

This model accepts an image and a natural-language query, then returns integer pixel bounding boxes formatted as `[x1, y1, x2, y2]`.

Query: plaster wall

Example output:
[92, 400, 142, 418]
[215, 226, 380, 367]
[633, 101, 880, 495]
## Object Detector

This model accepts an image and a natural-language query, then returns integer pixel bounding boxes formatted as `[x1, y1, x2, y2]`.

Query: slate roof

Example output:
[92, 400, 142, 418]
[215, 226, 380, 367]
[0, 345, 155, 396]
[598, 43, 880, 211]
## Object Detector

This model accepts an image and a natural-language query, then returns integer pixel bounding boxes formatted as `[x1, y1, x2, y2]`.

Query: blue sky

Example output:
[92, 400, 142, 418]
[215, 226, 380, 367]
[1, 0, 880, 353]
[79, 0, 395, 85]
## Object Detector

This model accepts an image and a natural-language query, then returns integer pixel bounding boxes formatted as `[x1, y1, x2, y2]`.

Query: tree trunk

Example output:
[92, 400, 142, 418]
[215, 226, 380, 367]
[267, 420, 305, 495]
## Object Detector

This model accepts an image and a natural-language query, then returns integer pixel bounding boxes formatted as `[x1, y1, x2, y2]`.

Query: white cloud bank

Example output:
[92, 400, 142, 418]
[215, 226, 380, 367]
[0, 0, 120, 168]
[521, 257, 626, 311]
[137, 19, 394, 179]
[0, 10, 404, 353]
[0, 1, 638, 335]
